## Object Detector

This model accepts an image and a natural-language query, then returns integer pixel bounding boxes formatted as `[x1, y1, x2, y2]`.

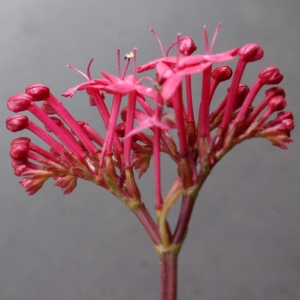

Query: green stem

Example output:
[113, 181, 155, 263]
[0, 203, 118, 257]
[159, 249, 178, 300]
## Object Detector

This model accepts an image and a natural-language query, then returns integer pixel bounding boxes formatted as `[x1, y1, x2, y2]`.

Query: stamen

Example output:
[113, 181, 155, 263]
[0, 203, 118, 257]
[117, 48, 121, 78]
[150, 28, 165, 57]
[209, 23, 222, 54]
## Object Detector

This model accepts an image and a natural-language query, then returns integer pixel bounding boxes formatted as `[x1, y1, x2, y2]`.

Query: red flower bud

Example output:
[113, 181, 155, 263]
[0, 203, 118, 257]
[49, 116, 63, 127]
[11, 137, 30, 147]
[6, 115, 29, 132]
[211, 65, 232, 82]
[178, 36, 197, 56]
[259, 66, 283, 84]
[25, 84, 50, 101]
[235, 83, 250, 104]
[265, 86, 285, 98]
[239, 43, 264, 62]
[12, 159, 28, 176]
[264, 111, 294, 129]
[116, 123, 126, 137]
[277, 110, 294, 121]
[10, 138, 30, 160]
[121, 106, 128, 122]
[280, 118, 294, 132]
[7, 94, 32, 112]
[41, 101, 56, 114]
[268, 96, 286, 112]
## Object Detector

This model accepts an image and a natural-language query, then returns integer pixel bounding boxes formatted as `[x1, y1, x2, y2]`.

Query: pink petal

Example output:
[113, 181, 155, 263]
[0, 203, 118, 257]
[100, 71, 120, 83]
[126, 122, 153, 138]
[104, 82, 136, 94]
[137, 57, 166, 73]
[156, 62, 174, 80]
[62, 81, 95, 97]
[135, 85, 160, 102]
[160, 74, 182, 100]
[178, 47, 239, 68]
[178, 61, 211, 76]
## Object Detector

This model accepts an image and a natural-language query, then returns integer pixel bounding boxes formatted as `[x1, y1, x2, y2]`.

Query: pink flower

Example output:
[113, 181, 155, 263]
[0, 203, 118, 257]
[6, 25, 294, 198]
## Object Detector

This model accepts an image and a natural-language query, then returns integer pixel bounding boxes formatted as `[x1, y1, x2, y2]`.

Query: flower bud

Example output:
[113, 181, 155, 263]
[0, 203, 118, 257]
[6, 115, 29, 132]
[259, 66, 283, 84]
[268, 96, 286, 112]
[265, 86, 285, 98]
[178, 36, 197, 56]
[280, 118, 294, 132]
[45, 117, 64, 133]
[211, 65, 232, 82]
[41, 101, 56, 114]
[121, 106, 128, 122]
[116, 123, 126, 137]
[12, 159, 28, 176]
[11, 137, 30, 147]
[276, 111, 294, 121]
[7, 94, 32, 112]
[264, 111, 293, 128]
[25, 84, 50, 101]
[49, 116, 63, 126]
[235, 83, 249, 104]
[239, 43, 264, 62]
[10, 138, 30, 160]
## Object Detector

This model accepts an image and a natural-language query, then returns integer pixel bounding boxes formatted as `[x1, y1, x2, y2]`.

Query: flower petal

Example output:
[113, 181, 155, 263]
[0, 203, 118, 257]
[160, 74, 182, 100]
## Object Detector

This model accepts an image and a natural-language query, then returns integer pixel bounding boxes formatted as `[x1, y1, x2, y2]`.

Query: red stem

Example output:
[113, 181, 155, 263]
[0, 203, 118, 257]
[173, 84, 189, 155]
[199, 65, 212, 142]
[173, 194, 195, 244]
[134, 204, 161, 245]
[185, 75, 194, 122]
[160, 250, 178, 300]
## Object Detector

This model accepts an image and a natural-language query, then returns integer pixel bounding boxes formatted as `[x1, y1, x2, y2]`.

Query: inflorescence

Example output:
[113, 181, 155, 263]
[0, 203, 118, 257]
[6, 25, 294, 205]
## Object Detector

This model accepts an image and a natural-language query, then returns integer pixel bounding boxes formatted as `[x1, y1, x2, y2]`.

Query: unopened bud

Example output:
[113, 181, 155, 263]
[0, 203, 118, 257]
[268, 96, 286, 112]
[276, 111, 294, 121]
[179, 36, 197, 56]
[265, 87, 285, 98]
[280, 118, 294, 132]
[211, 65, 232, 82]
[41, 101, 56, 114]
[264, 111, 294, 128]
[7, 94, 32, 112]
[259, 66, 283, 84]
[25, 84, 50, 101]
[6, 115, 29, 132]
[121, 107, 128, 122]
[10, 138, 30, 160]
[11, 137, 30, 146]
[239, 43, 264, 62]
[235, 83, 250, 103]
[116, 123, 126, 137]
[12, 159, 28, 176]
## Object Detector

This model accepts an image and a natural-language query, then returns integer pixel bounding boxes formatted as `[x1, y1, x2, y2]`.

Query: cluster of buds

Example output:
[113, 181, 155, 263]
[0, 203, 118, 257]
[6, 25, 294, 209]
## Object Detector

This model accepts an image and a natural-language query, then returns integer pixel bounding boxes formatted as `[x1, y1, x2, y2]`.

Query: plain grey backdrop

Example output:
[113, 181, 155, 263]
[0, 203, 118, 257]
[1, 0, 299, 299]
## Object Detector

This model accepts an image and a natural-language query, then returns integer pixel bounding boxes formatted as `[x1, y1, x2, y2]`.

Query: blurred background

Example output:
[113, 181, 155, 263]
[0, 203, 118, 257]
[1, 0, 299, 299]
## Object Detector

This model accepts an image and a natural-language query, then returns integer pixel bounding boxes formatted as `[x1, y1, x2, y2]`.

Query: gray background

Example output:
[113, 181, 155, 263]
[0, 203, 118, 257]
[1, 0, 299, 299]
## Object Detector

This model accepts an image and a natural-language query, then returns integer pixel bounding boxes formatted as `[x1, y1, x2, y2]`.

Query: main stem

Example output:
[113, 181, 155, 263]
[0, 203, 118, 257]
[160, 249, 178, 300]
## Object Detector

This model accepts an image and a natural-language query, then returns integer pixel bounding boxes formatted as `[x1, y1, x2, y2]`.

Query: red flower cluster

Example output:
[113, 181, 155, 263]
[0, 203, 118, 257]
[6, 25, 294, 201]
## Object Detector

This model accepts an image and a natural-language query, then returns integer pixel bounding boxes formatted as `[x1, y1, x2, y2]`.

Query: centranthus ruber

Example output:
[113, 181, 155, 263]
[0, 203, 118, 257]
[6, 24, 294, 300]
